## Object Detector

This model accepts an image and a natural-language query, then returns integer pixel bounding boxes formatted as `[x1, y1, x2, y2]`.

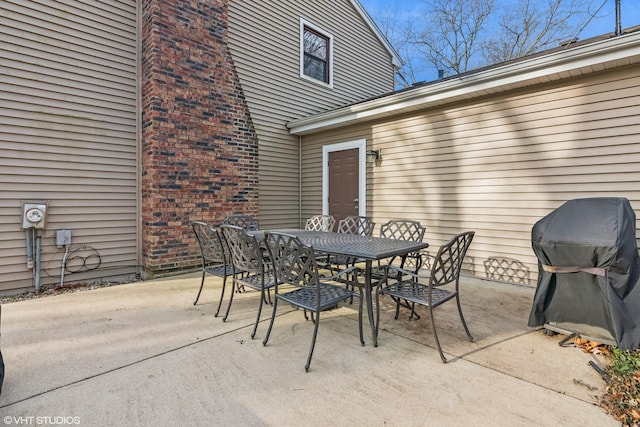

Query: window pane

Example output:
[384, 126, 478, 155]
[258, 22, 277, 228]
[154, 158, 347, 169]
[304, 30, 327, 60]
[303, 26, 329, 83]
[304, 57, 326, 81]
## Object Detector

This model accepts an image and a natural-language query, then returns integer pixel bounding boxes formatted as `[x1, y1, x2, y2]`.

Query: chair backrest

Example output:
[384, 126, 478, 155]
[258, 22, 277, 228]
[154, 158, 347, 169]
[222, 213, 259, 231]
[429, 231, 475, 287]
[379, 219, 425, 242]
[265, 232, 319, 288]
[220, 225, 264, 273]
[191, 221, 226, 264]
[380, 219, 426, 271]
[337, 216, 375, 236]
[305, 215, 336, 232]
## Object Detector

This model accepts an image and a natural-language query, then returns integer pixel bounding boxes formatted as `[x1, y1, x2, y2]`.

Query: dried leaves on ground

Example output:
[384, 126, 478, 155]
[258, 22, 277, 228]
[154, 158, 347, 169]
[563, 336, 640, 425]
[588, 342, 640, 426]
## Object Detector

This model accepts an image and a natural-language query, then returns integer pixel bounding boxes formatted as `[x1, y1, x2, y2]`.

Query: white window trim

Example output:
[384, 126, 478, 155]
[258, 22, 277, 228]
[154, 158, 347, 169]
[322, 139, 367, 217]
[300, 18, 334, 88]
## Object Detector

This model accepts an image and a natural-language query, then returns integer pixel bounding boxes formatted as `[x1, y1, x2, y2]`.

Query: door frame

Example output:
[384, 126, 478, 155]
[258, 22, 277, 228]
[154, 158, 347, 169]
[322, 139, 367, 217]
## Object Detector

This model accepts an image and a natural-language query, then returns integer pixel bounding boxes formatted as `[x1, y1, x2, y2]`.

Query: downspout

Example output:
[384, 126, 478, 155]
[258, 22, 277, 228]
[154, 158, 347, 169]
[135, 0, 143, 278]
[299, 135, 302, 228]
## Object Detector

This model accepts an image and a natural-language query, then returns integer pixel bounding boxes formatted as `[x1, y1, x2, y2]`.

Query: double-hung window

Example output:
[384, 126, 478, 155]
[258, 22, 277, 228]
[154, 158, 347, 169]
[300, 19, 333, 87]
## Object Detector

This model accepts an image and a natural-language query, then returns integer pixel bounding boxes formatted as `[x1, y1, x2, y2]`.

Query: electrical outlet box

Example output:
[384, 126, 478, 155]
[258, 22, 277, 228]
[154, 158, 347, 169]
[55, 229, 72, 247]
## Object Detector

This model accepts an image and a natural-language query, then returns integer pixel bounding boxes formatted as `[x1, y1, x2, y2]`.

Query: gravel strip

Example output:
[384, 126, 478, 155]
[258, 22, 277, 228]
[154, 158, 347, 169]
[0, 280, 135, 305]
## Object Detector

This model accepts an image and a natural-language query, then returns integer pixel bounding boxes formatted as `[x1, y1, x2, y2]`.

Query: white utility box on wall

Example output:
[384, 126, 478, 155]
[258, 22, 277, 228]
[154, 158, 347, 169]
[21, 202, 48, 229]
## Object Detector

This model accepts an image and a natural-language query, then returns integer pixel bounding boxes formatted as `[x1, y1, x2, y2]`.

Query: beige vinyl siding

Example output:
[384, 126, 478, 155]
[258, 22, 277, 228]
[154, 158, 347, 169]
[301, 65, 640, 285]
[228, 0, 394, 228]
[0, 0, 137, 293]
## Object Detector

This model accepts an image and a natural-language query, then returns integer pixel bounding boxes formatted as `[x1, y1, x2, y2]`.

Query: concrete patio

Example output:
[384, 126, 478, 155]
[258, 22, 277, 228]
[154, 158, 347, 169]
[0, 273, 616, 426]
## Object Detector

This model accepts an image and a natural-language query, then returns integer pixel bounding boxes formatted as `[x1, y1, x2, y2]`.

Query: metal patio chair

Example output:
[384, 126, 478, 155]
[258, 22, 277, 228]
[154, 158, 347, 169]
[375, 231, 475, 363]
[326, 215, 375, 273]
[373, 219, 428, 317]
[222, 213, 259, 231]
[191, 221, 233, 317]
[337, 215, 375, 236]
[262, 232, 364, 372]
[305, 215, 336, 265]
[219, 224, 276, 339]
[326, 215, 376, 294]
[376, 219, 427, 272]
[305, 214, 336, 232]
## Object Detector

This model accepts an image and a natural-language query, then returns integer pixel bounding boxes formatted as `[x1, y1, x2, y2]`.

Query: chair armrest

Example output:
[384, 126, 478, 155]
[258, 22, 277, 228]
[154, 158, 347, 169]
[324, 265, 360, 281]
[385, 264, 421, 281]
[322, 266, 364, 292]
[379, 265, 427, 302]
[418, 250, 434, 270]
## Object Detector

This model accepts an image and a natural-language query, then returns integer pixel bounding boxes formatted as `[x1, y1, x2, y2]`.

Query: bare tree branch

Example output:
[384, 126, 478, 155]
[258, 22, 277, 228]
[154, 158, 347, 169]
[409, 0, 497, 74]
[482, 0, 593, 64]
[368, 0, 599, 85]
[371, 1, 420, 87]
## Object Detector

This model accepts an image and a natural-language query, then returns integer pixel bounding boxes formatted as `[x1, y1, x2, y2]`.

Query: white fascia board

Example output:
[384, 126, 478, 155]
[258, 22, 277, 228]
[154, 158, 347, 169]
[288, 32, 640, 135]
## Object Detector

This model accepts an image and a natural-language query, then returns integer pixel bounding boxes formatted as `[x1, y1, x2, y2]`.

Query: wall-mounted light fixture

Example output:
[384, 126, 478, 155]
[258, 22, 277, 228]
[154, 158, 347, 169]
[366, 149, 381, 164]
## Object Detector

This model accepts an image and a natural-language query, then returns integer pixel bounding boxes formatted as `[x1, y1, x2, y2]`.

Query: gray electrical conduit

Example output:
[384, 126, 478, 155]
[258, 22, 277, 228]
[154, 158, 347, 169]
[60, 245, 70, 287]
[25, 229, 33, 268]
[25, 228, 43, 291]
[35, 229, 42, 291]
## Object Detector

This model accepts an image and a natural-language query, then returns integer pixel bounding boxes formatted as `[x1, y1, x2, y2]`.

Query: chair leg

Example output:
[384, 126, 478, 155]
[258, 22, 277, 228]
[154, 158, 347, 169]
[408, 301, 420, 320]
[348, 268, 361, 305]
[429, 306, 447, 363]
[391, 296, 422, 320]
[222, 279, 237, 322]
[263, 297, 279, 346]
[375, 290, 381, 341]
[214, 276, 228, 317]
[251, 288, 265, 339]
[358, 294, 364, 346]
[193, 269, 206, 305]
[456, 295, 474, 341]
[347, 271, 354, 304]
[305, 311, 321, 372]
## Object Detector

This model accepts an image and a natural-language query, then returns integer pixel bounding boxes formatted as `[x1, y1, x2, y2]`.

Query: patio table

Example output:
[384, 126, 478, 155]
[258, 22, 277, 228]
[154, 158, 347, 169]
[250, 229, 429, 346]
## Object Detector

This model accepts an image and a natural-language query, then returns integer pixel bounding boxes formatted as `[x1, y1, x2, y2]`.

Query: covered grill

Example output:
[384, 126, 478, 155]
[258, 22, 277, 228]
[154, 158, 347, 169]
[528, 197, 640, 350]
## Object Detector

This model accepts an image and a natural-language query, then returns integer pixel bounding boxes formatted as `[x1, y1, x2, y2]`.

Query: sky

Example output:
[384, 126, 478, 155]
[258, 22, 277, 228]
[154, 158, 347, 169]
[358, 0, 640, 83]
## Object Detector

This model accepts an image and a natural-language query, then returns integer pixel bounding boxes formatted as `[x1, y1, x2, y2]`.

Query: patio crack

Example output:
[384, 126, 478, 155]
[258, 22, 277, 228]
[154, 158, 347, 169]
[379, 326, 602, 406]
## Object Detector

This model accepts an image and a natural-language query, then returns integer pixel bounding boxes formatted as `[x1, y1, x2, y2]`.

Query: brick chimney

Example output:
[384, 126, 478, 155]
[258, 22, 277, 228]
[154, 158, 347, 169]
[140, 0, 258, 277]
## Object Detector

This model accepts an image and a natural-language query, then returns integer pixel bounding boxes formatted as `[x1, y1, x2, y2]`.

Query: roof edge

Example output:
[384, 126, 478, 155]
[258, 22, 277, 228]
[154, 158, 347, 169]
[350, 0, 403, 68]
[288, 30, 640, 135]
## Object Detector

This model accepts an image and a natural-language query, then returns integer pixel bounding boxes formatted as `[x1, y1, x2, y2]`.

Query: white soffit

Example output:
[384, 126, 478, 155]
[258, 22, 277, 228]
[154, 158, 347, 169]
[288, 31, 640, 135]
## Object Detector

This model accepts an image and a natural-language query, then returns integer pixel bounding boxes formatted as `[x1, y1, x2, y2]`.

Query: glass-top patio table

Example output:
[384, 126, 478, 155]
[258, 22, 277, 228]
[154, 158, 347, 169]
[250, 229, 429, 346]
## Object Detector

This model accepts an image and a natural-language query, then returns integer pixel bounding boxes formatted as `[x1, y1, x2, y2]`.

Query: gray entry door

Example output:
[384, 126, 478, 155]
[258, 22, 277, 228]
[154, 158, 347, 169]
[328, 148, 359, 225]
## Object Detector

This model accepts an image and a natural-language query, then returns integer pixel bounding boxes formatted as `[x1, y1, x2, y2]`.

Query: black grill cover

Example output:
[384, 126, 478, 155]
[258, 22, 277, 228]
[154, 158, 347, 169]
[528, 197, 640, 349]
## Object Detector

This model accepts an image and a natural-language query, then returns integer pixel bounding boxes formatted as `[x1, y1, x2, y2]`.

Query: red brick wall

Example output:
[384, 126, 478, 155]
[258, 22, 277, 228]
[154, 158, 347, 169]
[140, 0, 258, 276]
